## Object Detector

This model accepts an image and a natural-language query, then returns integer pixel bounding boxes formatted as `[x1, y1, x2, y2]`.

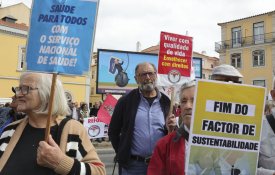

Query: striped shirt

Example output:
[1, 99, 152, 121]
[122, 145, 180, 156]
[0, 116, 105, 175]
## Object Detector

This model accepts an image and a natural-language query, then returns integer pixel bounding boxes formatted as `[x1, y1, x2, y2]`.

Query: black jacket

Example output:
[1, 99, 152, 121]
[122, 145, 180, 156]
[108, 88, 170, 168]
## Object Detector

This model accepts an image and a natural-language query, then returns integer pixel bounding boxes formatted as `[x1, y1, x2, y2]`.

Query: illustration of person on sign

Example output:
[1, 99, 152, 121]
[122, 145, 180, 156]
[109, 56, 129, 87]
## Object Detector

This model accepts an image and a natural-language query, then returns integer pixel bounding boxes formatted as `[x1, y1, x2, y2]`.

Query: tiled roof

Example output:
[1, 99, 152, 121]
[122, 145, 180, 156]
[141, 45, 159, 53]
[142, 44, 219, 60]
[0, 19, 28, 31]
[2, 15, 17, 20]
[218, 10, 275, 25]
[0, 2, 30, 9]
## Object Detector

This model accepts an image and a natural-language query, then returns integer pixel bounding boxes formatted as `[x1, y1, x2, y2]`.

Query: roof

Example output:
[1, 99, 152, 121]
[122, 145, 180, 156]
[0, 19, 28, 31]
[142, 44, 219, 60]
[193, 51, 219, 61]
[218, 10, 275, 25]
[0, 2, 30, 9]
[141, 45, 159, 53]
[2, 15, 17, 20]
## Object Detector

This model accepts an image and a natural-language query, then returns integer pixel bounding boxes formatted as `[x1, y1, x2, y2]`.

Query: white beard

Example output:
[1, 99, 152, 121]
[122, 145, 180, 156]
[139, 82, 155, 92]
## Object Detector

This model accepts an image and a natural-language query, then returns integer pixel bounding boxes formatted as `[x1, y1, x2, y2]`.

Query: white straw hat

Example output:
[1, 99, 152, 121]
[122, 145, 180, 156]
[212, 64, 243, 78]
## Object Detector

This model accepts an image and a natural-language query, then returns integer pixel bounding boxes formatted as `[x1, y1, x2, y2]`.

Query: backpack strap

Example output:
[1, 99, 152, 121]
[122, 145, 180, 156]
[266, 114, 275, 134]
[56, 117, 71, 145]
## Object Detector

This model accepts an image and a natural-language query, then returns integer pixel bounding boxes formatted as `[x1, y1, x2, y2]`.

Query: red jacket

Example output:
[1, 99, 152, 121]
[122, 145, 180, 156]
[147, 131, 186, 175]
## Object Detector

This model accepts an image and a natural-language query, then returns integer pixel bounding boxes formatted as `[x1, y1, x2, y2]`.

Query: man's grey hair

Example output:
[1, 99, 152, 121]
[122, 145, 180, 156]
[20, 72, 70, 116]
[179, 80, 196, 98]
[135, 62, 157, 75]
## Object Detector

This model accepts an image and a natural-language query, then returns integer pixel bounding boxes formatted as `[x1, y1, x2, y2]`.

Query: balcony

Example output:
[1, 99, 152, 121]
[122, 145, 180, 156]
[215, 32, 275, 53]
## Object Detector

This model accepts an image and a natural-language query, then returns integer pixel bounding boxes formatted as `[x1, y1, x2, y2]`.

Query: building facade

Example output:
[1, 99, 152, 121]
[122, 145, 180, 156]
[0, 18, 28, 103]
[90, 52, 102, 105]
[0, 3, 30, 26]
[215, 10, 275, 91]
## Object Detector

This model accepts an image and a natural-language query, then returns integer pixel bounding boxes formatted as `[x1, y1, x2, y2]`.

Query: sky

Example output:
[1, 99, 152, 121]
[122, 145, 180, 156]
[2, 0, 275, 57]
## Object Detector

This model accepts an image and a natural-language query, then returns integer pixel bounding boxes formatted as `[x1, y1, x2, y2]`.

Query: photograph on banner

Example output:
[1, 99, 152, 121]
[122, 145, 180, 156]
[83, 117, 107, 139]
[186, 80, 266, 175]
[26, 0, 99, 75]
[158, 31, 195, 86]
[97, 49, 202, 94]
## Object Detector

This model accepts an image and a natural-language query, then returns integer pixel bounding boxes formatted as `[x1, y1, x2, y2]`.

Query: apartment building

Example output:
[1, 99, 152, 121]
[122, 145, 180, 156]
[215, 10, 275, 92]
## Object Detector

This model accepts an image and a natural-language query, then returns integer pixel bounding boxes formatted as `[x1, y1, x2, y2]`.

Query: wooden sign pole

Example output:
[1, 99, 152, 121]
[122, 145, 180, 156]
[169, 87, 175, 115]
[44, 73, 57, 142]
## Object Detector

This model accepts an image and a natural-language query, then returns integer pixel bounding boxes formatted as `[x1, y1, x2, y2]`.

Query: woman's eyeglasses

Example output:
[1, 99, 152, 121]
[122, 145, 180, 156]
[13, 86, 38, 95]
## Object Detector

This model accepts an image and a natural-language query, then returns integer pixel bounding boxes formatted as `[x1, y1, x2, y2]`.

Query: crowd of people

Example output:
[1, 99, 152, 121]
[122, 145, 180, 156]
[1, 62, 275, 175]
[66, 99, 106, 143]
[67, 100, 102, 122]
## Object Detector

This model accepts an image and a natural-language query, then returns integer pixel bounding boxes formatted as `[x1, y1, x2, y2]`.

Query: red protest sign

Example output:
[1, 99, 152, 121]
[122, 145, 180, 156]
[97, 94, 118, 125]
[158, 31, 193, 86]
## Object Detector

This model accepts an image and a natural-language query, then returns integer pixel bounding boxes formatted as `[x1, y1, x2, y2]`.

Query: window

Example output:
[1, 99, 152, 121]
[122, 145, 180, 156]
[18, 46, 26, 70]
[231, 53, 242, 68]
[90, 87, 94, 95]
[253, 22, 264, 44]
[202, 60, 205, 66]
[202, 73, 206, 79]
[232, 27, 242, 47]
[252, 50, 265, 67]
[253, 80, 265, 87]
[208, 75, 212, 80]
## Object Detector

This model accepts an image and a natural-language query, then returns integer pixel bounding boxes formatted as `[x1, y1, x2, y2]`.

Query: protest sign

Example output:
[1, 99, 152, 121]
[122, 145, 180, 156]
[26, 0, 99, 75]
[25, 0, 99, 140]
[97, 94, 118, 125]
[186, 80, 266, 174]
[83, 117, 107, 139]
[158, 31, 195, 86]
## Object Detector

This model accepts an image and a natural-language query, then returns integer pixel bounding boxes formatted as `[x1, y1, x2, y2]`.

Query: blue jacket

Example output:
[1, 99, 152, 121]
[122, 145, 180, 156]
[0, 107, 13, 134]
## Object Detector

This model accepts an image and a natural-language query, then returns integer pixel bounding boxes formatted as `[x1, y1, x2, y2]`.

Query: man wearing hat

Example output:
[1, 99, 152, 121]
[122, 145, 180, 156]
[212, 64, 243, 83]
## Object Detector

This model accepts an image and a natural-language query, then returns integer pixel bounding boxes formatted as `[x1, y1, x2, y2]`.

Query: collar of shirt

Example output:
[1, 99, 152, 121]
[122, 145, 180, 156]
[138, 88, 162, 100]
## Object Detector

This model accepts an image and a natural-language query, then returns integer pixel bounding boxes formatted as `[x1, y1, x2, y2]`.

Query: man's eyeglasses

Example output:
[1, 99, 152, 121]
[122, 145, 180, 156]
[213, 78, 241, 84]
[138, 72, 156, 79]
[13, 86, 38, 95]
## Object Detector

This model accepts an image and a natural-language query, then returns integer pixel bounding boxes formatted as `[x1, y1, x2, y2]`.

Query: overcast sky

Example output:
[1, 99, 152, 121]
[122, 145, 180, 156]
[2, 0, 275, 57]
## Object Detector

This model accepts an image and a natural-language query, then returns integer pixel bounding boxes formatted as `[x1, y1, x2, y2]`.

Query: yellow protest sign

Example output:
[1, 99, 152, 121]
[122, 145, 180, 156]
[187, 80, 266, 175]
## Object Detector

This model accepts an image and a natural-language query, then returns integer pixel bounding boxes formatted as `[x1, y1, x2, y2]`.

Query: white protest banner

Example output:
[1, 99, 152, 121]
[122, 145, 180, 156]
[83, 117, 106, 139]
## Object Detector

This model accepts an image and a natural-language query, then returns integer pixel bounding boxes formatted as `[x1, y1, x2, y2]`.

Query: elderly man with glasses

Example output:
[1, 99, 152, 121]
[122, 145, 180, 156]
[108, 62, 171, 175]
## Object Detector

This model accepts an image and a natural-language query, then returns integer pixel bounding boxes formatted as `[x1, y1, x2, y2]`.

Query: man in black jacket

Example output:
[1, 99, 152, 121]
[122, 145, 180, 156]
[108, 62, 170, 175]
